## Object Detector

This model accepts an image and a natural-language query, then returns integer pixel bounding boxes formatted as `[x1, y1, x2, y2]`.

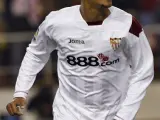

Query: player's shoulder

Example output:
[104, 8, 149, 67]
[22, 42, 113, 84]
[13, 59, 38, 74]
[58, 5, 79, 14]
[45, 5, 79, 24]
[40, 5, 79, 36]
[110, 6, 132, 24]
[129, 16, 143, 37]
[110, 6, 142, 37]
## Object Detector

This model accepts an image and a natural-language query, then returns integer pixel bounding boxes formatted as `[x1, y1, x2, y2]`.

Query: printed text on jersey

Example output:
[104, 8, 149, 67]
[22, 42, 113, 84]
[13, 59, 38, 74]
[66, 54, 120, 67]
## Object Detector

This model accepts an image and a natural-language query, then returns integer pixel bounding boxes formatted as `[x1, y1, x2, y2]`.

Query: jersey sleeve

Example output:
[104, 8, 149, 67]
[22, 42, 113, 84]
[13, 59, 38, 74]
[114, 17, 154, 120]
[14, 12, 57, 99]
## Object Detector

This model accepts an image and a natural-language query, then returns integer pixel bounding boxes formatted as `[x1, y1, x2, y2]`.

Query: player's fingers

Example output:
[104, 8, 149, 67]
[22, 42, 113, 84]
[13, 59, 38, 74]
[16, 98, 26, 107]
[12, 98, 26, 115]
[16, 104, 25, 115]
[6, 104, 14, 116]
[17, 106, 24, 115]
[10, 102, 18, 114]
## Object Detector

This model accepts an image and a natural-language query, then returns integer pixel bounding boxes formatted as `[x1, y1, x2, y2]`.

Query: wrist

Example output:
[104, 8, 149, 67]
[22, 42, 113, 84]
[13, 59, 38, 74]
[13, 91, 28, 99]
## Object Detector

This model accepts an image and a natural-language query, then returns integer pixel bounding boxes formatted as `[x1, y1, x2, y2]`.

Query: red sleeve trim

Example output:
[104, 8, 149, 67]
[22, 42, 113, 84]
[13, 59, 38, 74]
[129, 16, 142, 37]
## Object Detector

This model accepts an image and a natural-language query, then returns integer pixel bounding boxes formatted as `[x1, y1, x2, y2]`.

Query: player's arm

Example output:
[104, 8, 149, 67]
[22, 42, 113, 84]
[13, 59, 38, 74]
[6, 12, 57, 116]
[114, 17, 154, 120]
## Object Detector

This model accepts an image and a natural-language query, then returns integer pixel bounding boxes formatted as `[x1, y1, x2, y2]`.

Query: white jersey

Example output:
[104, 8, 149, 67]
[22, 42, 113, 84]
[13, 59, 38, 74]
[14, 5, 154, 120]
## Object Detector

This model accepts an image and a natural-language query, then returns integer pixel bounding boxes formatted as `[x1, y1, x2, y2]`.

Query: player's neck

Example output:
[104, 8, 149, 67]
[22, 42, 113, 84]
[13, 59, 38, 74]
[80, 0, 110, 23]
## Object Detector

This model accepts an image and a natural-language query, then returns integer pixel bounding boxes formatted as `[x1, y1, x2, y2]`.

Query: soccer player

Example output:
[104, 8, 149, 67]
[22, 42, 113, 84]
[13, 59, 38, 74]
[6, 0, 154, 120]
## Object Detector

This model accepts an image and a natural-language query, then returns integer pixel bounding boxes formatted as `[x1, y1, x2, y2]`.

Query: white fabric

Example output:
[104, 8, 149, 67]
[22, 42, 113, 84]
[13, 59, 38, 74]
[14, 5, 154, 120]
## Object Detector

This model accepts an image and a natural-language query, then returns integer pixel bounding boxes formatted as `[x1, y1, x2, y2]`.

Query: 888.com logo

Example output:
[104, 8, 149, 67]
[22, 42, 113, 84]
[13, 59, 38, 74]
[66, 53, 120, 67]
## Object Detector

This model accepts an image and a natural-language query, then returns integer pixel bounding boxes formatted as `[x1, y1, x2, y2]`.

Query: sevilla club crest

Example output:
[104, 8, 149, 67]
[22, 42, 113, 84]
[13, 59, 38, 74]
[110, 38, 122, 50]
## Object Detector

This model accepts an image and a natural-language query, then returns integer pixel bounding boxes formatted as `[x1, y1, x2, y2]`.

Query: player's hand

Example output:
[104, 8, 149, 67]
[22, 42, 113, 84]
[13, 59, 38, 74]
[6, 97, 26, 116]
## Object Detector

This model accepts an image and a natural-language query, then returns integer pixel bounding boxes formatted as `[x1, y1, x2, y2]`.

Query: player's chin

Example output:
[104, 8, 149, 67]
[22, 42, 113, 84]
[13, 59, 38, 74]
[101, 3, 112, 8]
[102, 1, 112, 8]
[102, 4, 112, 8]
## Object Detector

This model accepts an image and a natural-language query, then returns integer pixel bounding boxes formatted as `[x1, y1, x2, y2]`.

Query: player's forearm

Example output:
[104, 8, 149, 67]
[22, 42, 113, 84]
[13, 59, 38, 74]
[115, 66, 153, 120]
[114, 73, 153, 120]
[115, 31, 154, 120]
[14, 50, 49, 99]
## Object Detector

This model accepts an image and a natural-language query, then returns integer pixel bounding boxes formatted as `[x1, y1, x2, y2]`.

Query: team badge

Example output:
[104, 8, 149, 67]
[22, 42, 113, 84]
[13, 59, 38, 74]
[110, 38, 122, 50]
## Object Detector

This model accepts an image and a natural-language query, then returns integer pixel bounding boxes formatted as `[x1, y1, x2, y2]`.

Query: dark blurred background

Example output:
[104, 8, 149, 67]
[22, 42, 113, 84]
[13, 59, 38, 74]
[0, 0, 160, 120]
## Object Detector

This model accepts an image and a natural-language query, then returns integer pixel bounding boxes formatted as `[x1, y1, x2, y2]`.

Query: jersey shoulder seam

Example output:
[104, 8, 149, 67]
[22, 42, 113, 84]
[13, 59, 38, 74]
[129, 16, 143, 37]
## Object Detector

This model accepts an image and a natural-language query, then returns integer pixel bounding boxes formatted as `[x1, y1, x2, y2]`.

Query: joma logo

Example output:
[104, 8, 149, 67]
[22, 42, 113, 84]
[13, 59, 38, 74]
[69, 39, 85, 44]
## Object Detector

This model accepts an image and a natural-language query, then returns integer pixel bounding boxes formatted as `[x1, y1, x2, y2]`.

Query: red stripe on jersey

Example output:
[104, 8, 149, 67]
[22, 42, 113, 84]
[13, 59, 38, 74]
[129, 16, 142, 37]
